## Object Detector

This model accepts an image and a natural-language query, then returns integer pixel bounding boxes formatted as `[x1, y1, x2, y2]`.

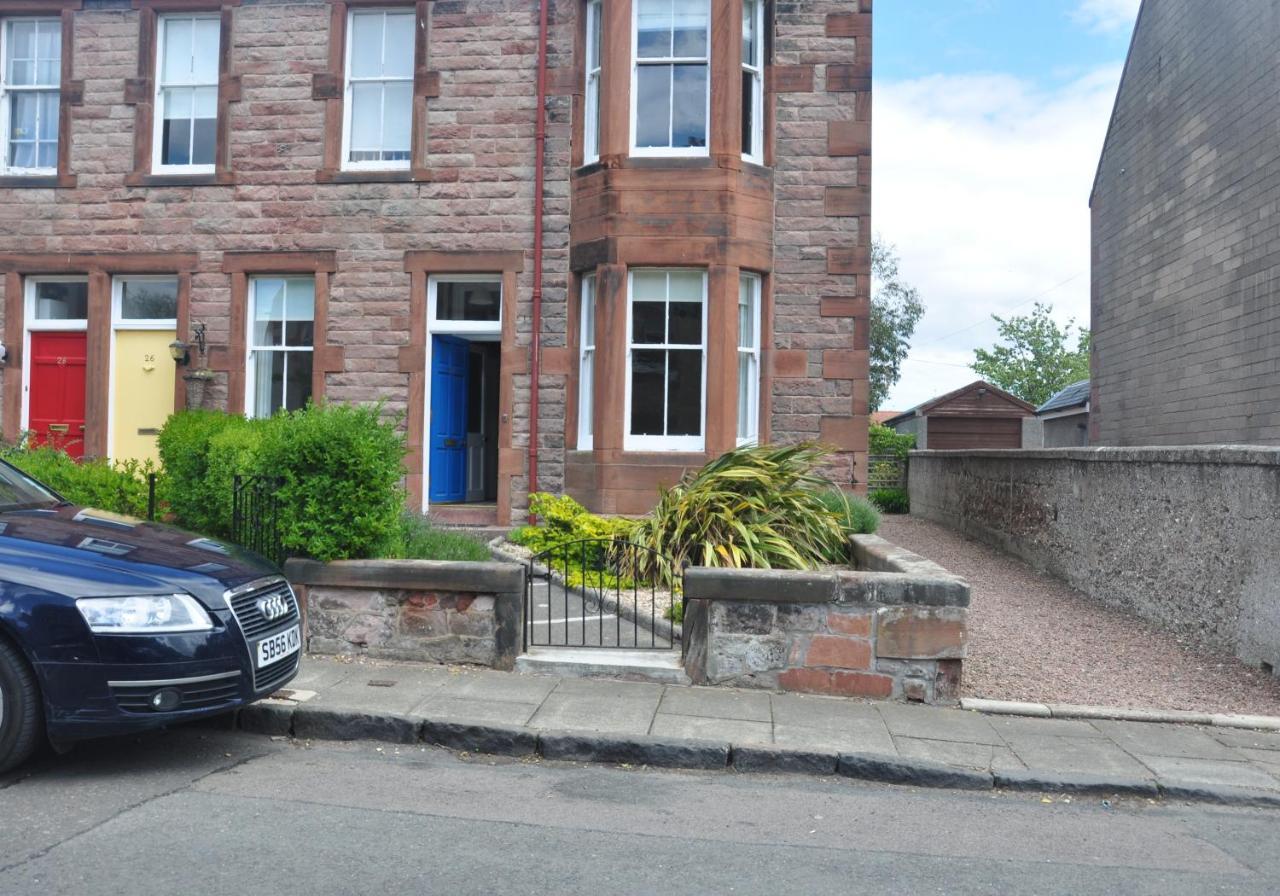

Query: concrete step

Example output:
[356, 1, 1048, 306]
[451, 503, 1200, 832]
[516, 647, 691, 685]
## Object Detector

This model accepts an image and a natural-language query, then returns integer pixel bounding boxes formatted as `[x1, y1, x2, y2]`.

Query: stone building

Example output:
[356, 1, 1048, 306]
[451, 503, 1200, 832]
[0, 0, 871, 524]
[1090, 0, 1280, 446]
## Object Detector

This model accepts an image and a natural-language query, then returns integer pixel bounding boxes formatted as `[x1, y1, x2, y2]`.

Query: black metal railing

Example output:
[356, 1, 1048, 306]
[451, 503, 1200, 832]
[231, 475, 285, 566]
[525, 538, 681, 652]
[867, 454, 908, 490]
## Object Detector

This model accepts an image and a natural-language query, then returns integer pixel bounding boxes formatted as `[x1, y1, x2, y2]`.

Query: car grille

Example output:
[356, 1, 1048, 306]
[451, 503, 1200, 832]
[112, 676, 242, 714]
[225, 577, 302, 693]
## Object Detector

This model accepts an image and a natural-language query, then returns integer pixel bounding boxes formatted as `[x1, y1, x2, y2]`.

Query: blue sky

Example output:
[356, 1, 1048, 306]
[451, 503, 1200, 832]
[872, 0, 1141, 411]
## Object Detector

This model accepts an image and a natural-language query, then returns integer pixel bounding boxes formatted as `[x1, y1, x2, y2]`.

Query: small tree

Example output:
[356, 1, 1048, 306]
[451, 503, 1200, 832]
[971, 302, 1091, 407]
[870, 239, 925, 412]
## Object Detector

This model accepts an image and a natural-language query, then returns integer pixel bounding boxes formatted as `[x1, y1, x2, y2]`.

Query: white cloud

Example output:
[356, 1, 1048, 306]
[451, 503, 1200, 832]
[1071, 0, 1141, 34]
[873, 66, 1123, 411]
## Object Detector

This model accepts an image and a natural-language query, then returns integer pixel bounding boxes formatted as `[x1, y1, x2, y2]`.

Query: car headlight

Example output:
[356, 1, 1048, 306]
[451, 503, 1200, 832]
[76, 595, 214, 635]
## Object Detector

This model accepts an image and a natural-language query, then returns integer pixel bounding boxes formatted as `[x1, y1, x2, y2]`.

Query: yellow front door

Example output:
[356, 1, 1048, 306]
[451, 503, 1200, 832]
[112, 329, 176, 465]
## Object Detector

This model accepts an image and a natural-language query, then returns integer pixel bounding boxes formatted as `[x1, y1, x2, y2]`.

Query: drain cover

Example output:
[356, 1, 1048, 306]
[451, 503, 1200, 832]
[367, 680, 397, 688]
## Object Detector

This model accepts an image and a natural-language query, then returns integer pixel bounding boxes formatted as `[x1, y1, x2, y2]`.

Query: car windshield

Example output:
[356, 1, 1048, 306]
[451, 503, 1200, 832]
[0, 461, 65, 512]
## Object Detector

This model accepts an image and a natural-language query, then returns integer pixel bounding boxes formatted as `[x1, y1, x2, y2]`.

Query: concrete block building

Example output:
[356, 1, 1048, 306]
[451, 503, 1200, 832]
[1090, 0, 1280, 446]
[0, 0, 871, 524]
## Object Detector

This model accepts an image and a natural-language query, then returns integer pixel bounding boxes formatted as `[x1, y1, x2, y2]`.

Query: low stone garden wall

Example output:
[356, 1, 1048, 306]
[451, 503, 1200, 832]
[682, 536, 970, 704]
[284, 559, 525, 670]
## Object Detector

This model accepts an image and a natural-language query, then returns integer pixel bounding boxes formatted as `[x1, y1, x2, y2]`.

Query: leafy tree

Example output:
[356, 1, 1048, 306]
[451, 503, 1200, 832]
[971, 302, 1091, 407]
[870, 239, 925, 412]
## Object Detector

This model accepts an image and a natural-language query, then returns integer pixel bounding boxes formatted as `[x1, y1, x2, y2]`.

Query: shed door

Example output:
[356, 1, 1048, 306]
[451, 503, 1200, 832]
[928, 416, 1023, 450]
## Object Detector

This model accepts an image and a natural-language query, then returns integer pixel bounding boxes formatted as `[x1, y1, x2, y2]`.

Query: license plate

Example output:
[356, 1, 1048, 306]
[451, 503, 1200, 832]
[255, 625, 300, 669]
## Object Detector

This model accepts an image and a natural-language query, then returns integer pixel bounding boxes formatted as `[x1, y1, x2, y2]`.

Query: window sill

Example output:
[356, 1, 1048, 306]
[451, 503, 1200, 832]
[124, 172, 235, 188]
[316, 169, 425, 184]
[0, 173, 75, 189]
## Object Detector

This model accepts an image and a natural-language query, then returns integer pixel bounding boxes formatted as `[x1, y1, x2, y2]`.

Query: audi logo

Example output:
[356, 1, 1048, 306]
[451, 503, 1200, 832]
[256, 594, 290, 622]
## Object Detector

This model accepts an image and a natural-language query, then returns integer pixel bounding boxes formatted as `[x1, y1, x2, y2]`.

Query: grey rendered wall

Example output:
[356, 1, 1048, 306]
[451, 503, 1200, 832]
[893, 416, 926, 449]
[909, 448, 1280, 673]
[1042, 414, 1088, 448]
[1090, 0, 1280, 446]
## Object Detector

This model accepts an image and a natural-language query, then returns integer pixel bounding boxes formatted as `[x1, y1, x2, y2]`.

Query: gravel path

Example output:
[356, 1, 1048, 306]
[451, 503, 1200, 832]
[877, 515, 1280, 716]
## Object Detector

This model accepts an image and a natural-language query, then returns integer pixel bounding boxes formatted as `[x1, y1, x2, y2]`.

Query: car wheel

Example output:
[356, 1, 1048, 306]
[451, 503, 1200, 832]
[0, 637, 43, 775]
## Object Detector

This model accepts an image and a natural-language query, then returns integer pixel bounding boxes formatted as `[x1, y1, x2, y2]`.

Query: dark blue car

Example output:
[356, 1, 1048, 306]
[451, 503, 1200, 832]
[0, 460, 299, 772]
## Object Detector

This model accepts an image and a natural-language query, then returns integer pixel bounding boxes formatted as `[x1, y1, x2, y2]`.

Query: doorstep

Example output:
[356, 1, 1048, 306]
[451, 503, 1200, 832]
[515, 647, 692, 686]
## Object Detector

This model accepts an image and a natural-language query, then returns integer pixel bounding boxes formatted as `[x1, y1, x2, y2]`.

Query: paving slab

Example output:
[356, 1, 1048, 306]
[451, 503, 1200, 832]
[290, 660, 355, 691]
[1138, 756, 1280, 791]
[1091, 721, 1241, 761]
[650, 713, 773, 744]
[528, 691, 660, 735]
[549, 677, 666, 701]
[877, 703, 1007, 746]
[987, 715, 1105, 740]
[770, 693, 884, 728]
[1003, 734, 1154, 778]
[771, 693, 895, 753]
[1212, 729, 1280, 752]
[310, 669, 453, 715]
[657, 686, 772, 723]
[410, 696, 542, 727]
[894, 737, 1001, 771]
[433, 671, 561, 704]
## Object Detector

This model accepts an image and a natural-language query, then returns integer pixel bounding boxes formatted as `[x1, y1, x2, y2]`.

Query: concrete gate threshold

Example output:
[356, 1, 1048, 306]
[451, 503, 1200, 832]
[516, 647, 691, 685]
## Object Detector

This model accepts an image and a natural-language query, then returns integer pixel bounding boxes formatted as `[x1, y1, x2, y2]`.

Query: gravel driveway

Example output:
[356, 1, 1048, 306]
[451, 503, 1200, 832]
[877, 515, 1280, 716]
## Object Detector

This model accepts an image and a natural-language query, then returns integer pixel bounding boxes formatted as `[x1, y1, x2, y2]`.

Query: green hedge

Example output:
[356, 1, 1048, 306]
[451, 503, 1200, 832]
[0, 444, 155, 518]
[869, 423, 916, 459]
[157, 404, 406, 561]
[869, 487, 910, 515]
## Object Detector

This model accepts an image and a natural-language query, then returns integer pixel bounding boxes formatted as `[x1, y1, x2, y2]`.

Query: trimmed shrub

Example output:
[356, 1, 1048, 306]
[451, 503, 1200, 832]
[253, 403, 406, 561]
[815, 488, 880, 538]
[1, 444, 155, 518]
[157, 409, 261, 536]
[387, 513, 490, 562]
[869, 487, 910, 514]
[629, 442, 853, 586]
[869, 423, 915, 459]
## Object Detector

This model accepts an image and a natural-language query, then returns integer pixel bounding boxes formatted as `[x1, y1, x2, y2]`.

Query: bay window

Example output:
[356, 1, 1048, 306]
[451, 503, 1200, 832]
[343, 8, 414, 169]
[632, 0, 709, 155]
[626, 269, 706, 451]
[1, 18, 60, 174]
[741, 0, 763, 162]
[154, 14, 220, 173]
[584, 0, 602, 163]
[737, 272, 761, 445]
[578, 274, 596, 450]
[247, 277, 315, 418]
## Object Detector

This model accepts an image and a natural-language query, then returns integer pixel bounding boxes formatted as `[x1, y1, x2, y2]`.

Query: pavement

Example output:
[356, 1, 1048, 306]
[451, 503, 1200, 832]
[8, 728, 1280, 895]
[236, 656, 1280, 807]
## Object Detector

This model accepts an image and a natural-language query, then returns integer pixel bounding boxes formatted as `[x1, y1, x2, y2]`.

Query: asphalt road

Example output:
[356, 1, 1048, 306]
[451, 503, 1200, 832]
[2, 725, 1279, 895]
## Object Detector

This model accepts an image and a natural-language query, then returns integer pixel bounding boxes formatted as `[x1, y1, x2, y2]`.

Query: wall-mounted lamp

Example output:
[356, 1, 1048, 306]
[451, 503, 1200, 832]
[169, 323, 208, 366]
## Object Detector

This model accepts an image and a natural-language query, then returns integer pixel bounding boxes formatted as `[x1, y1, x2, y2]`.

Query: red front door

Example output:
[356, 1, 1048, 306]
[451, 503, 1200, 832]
[29, 331, 88, 458]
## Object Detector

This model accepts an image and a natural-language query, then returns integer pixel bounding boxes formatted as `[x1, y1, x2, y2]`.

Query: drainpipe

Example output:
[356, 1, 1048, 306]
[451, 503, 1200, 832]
[527, 0, 550, 522]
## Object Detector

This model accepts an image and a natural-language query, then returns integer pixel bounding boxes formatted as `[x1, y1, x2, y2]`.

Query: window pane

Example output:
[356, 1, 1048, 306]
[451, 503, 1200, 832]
[671, 0, 708, 56]
[160, 87, 192, 165]
[8, 59, 33, 86]
[671, 64, 707, 148]
[8, 92, 37, 152]
[742, 0, 758, 65]
[382, 80, 412, 156]
[285, 351, 313, 411]
[162, 18, 193, 83]
[739, 277, 756, 348]
[668, 302, 701, 344]
[631, 270, 667, 301]
[636, 0, 670, 59]
[191, 86, 217, 165]
[737, 354, 754, 441]
[634, 65, 671, 148]
[252, 279, 286, 346]
[121, 279, 179, 319]
[741, 70, 755, 155]
[666, 349, 702, 436]
[588, 2, 602, 69]
[632, 302, 665, 344]
[253, 350, 285, 417]
[36, 21, 61, 85]
[8, 21, 35, 64]
[34, 281, 88, 320]
[38, 91, 58, 141]
[435, 281, 501, 322]
[668, 270, 703, 301]
[349, 82, 381, 157]
[630, 350, 665, 435]
[349, 12, 383, 78]
[284, 279, 316, 347]
[191, 18, 220, 83]
[36, 138, 56, 169]
[383, 12, 415, 79]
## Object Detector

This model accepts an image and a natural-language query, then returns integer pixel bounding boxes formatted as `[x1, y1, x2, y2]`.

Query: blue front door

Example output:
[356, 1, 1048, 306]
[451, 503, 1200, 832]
[429, 335, 469, 503]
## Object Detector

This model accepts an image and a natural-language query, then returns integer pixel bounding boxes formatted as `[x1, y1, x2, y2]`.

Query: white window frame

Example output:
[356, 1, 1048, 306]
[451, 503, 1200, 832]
[624, 268, 707, 452]
[244, 276, 316, 419]
[340, 7, 414, 172]
[740, 0, 763, 164]
[152, 13, 220, 175]
[577, 274, 596, 450]
[630, 0, 711, 158]
[20, 275, 89, 436]
[107, 275, 179, 459]
[0, 17, 61, 176]
[737, 272, 761, 446]
[583, 0, 602, 164]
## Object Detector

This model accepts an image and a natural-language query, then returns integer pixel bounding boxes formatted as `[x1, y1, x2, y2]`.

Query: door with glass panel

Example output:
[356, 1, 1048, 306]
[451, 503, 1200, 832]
[26, 279, 88, 458]
[247, 278, 315, 418]
[111, 277, 178, 464]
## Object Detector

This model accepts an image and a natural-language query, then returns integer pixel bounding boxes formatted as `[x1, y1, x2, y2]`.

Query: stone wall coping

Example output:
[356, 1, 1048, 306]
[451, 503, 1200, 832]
[284, 558, 525, 594]
[911, 446, 1280, 467]
[684, 565, 969, 608]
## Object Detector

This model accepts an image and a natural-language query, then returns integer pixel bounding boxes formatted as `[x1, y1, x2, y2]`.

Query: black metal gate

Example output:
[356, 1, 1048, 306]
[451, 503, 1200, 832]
[525, 539, 681, 651]
[231, 475, 285, 566]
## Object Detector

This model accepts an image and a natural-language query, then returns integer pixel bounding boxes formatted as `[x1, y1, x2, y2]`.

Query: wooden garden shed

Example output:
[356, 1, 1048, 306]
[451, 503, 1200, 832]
[884, 381, 1036, 450]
